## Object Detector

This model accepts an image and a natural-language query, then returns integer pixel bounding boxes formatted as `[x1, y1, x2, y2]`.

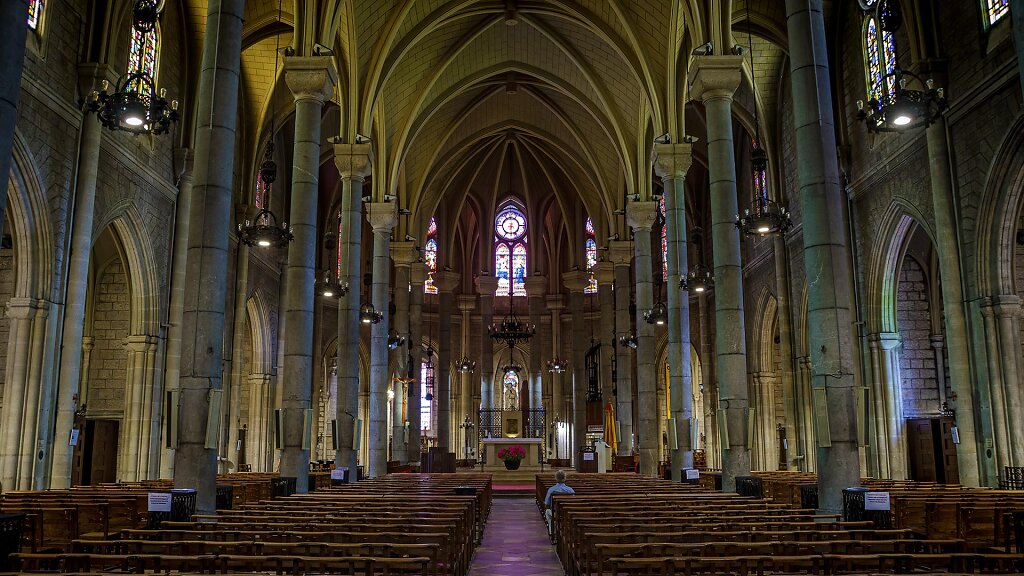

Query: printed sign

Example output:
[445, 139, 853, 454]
[148, 492, 173, 512]
[582, 452, 595, 461]
[330, 468, 346, 480]
[68, 428, 80, 447]
[864, 491, 890, 511]
[685, 468, 700, 480]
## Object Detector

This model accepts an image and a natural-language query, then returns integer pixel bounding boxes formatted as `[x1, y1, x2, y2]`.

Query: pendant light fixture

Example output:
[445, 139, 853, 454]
[734, 2, 791, 238]
[681, 227, 714, 293]
[644, 203, 669, 325]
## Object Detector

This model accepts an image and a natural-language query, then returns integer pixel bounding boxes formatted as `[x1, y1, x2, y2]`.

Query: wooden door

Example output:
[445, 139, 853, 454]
[936, 417, 960, 484]
[907, 418, 937, 482]
[86, 420, 119, 484]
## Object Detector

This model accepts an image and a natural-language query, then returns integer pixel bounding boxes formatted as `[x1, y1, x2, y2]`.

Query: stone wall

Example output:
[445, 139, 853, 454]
[896, 256, 939, 417]
[0, 236, 13, 412]
[85, 260, 130, 415]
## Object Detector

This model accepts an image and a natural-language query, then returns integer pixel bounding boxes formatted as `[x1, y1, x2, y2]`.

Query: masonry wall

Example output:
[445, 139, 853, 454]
[0, 237, 13, 413]
[896, 256, 940, 417]
[85, 260, 130, 416]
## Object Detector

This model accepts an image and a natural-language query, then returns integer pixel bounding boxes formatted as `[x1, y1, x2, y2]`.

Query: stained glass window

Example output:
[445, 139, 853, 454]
[659, 197, 668, 281]
[336, 215, 343, 281]
[27, 0, 43, 30]
[864, 17, 896, 101]
[753, 140, 768, 200]
[254, 174, 265, 211]
[584, 217, 597, 294]
[127, 24, 160, 93]
[424, 217, 438, 294]
[503, 370, 520, 411]
[494, 204, 527, 296]
[986, 0, 1009, 25]
[420, 362, 433, 431]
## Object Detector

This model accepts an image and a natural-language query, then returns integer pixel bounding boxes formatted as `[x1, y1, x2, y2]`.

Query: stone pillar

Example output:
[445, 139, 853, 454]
[333, 144, 371, 481]
[924, 117, 981, 484]
[407, 262, 427, 464]
[173, 0, 244, 513]
[0, 299, 49, 490]
[655, 143, 695, 480]
[627, 202, 660, 476]
[162, 149, 194, 478]
[773, 235, 800, 471]
[224, 214, 249, 475]
[698, 293, 718, 469]
[563, 272, 590, 464]
[523, 276, 546, 414]
[390, 242, 416, 465]
[0, 0, 29, 243]
[547, 295, 565, 422]
[476, 276, 499, 411]
[868, 333, 906, 479]
[278, 57, 336, 492]
[50, 66, 110, 488]
[365, 203, 397, 478]
[785, 0, 861, 511]
[456, 295, 476, 456]
[593, 263, 615, 405]
[609, 241, 634, 455]
[434, 272, 460, 450]
[993, 296, 1024, 466]
[246, 374, 271, 470]
[120, 335, 158, 482]
[688, 55, 751, 491]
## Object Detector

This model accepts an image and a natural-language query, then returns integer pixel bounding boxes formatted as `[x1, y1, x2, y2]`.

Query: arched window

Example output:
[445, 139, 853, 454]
[584, 217, 597, 293]
[494, 204, 527, 296]
[424, 218, 438, 294]
[27, 0, 44, 30]
[753, 139, 768, 199]
[984, 0, 1009, 26]
[421, 361, 434, 431]
[127, 19, 160, 93]
[335, 213, 343, 281]
[659, 197, 668, 281]
[864, 17, 896, 102]
[502, 370, 520, 410]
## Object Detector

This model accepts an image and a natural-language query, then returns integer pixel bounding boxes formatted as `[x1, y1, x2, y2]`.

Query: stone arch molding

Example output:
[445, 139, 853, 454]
[866, 200, 934, 335]
[976, 114, 1024, 297]
[94, 201, 161, 337]
[245, 289, 274, 375]
[752, 288, 779, 374]
[7, 130, 55, 302]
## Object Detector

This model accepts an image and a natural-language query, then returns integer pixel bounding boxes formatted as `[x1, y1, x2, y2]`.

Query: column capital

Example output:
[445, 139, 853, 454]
[562, 270, 591, 293]
[687, 55, 743, 103]
[523, 275, 546, 297]
[652, 143, 694, 180]
[626, 201, 659, 232]
[475, 275, 500, 295]
[123, 334, 158, 352]
[868, 331, 901, 351]
[608, 241, 633, 266]
[456, 295, 477, 312]
[365, 202, 398, 233]
[434, 271, 461, 293]
[390, 241, 418, 266]
[991, 294, 1022, 317]
[593, 262, 614, 285]
[546, 294, 565, 310]
[284, 56, 337, 103]
[5, 297, 50, 319]
[409, 261, 429, 284]
[334, 143, 373, 180]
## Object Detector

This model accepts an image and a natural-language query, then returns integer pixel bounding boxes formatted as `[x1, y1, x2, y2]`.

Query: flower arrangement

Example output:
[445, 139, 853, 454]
[497, 444, 527, 463]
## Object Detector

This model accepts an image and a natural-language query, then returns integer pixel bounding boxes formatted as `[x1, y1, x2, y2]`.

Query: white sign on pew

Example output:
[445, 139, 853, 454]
[148, 492, 173, 512]
[864, 491, 890, 511]
[330, 468, 346, 480]
[685, 468, 700, 480]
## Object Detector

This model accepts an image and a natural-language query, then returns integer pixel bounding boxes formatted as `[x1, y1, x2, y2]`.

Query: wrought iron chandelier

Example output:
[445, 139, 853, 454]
[237, 143, 293, 248]
[387, 333, 406, 350]
[618, 334, 637, 349]
[547, 357, 567, 373]
[318, 269, 349, 299]
[856, 1, 946, 132]
[643, 301, 668, 325]
[488, 292, 535, 348]
[89, 0, 177, 135]
[457, 357, 476, 373]
[682, 227, 715, 293]
[734, 2, 791, 238]
[359, 302, 383, 324]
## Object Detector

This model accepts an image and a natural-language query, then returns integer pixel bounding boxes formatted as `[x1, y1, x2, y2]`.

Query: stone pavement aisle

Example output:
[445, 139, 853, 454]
[468, 497, 564, 576]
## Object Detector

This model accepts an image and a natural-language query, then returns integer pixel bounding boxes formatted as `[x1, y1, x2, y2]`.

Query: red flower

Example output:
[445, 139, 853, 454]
[498, 445, 527, 462]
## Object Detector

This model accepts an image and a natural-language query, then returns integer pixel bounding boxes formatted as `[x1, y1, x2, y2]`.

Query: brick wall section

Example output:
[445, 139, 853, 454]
[86, 260, 130, 415]
[897, 256, 939, 416]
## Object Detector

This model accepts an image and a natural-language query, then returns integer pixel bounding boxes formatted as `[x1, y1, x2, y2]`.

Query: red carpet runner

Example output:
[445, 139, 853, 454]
[469, 497, 563, 575]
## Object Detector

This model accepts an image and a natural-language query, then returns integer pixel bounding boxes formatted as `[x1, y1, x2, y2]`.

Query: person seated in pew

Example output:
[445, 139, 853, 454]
[544, 470, 575, 539]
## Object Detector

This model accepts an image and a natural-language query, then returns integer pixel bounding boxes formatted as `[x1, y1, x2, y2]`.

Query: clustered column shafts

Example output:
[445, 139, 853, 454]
[279, 57, 336, 492]
[594, 263, 615, 410]
[524, 276, 546, 414]
[434, 272, 460, 450]
[0, 0, 29, 243]
[366, 203, 397, 478]
[391, 242, 417, 465]
[688, 55, 751, 492]
[546, 295, 565, 425]
[563, 272, 589, 465]
[407, 262, 428, 464]
[456, 295, 476, 456]
[785, 0, 861, 512]
[172, 0, 245, 514]
[333, 144, 372, 482]
[476, 277, 499, 411]
[773, 234, 800, 472]
[655, 143, 695, 480]
[609, 241, 634, 456]
[225, 213, 250, 474]
[627, 202, 659, 477]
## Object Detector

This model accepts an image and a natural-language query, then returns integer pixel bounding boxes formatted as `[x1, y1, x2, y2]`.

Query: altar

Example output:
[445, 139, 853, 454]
[481, 438, 543, 474]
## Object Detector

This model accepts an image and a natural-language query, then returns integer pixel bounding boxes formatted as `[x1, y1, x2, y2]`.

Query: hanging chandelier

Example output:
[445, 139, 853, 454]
[488, 293, 535, 348]
[618, 334, 637, 350]
[388, 333, 406, 350]
[547, 357, 567, 373]
[457, 357, 476, 373]
[359, 303, 383, 324]
[856, 0, 945, 133]
[423, 346, 435, 401]
[681, 263, 714, 293]
[502, 360, 523, 374]
[238, 143, 293, 248]
[89, 0, 177, 135]
[643, 301, 668, 325]
[318, 270, 348, 299]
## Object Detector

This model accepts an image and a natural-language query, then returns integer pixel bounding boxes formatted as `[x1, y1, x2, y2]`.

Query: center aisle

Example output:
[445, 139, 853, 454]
[469, 497, 564, 576]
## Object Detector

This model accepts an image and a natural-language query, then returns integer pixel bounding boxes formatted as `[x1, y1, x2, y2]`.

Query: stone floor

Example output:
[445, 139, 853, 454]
[468, 497, 564, 576]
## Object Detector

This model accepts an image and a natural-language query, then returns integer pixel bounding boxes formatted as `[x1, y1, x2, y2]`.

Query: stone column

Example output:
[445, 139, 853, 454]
[365, 203, 397, 478]
[627, 202, 660, 476]
[868, 333, 906, 479]
[407, 262, 427, 464]
[390, 242, 416, 465]
[223, 232, 249, 475]
[476, 276, 499, 410]
[333, 144, 371, 481]
[593, 263, 615, 408]
[173, 0, 244, 514]
[773, 236, 800, 471]
[50, 65, 110, 488]
[120, 335, 158, 482]
[688, 55, 751, 491]
[0, 299, 48, 490]
[278, 57, 336, 492]
[698, 293, 718, 469]
[609, 241, 634, 455]
[563, 272, 590, 464]
[246, 374, 271, 470]
[523, 276, 546, 414]
[0, 0, 29, 242]
[434, 272, 460, 450]
[655, 143, 695, 480]
[993, 296, 1024, 466]
[785, 0, 862, 511]
[547, 295, 565, 423]
[456, 295, 476, 456]
[161, 149, 194, 478]
[924, 116, 981, 484]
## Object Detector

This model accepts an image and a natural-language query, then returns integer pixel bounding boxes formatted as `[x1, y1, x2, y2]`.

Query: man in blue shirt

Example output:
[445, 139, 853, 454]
[543, 469, 574, 539]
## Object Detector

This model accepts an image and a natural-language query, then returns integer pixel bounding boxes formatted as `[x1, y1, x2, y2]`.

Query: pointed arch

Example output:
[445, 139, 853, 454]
[246, 289, 274, 375]
[100, 202, 161, 336]
[7, 130, 55, 301]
